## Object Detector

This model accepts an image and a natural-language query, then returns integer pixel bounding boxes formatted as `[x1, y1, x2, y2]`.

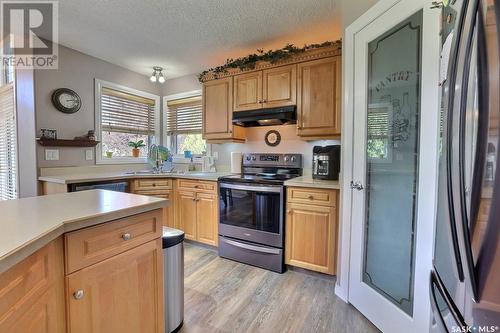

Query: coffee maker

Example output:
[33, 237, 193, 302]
[312, 145, 340, 180]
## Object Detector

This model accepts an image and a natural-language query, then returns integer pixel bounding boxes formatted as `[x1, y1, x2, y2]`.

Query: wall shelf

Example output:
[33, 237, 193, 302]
[37, 138, 99, 147]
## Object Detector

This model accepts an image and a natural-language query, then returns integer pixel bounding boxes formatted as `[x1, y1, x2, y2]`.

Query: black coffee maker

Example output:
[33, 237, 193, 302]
[312, 145, 341, 180]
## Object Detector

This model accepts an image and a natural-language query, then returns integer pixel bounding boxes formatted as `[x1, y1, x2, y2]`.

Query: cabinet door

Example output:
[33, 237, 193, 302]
[66, 239, 164, 333]
[176, 190, 198, 240]
[196, 192, 218, 246]
[203, 77, 234, 140]
[297, 57, 341, 138]
[233, 71, 262, 112]
[0, 238, 65, 333]
[285, 202, 337, 275]
[262, 64, 296, 108]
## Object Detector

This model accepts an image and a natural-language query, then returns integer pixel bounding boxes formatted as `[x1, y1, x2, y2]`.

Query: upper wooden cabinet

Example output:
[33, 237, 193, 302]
[262, 65, 297, 108]
[233, 64, 297, 112]
[234, 71, 262, 111]
[203, 77, 245, 143]
[297, 56, 341, 138]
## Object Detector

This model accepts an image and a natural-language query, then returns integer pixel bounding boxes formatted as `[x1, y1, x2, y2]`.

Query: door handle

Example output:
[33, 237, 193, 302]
[350, 181, 364, 191]
[73, 289, 84, 300]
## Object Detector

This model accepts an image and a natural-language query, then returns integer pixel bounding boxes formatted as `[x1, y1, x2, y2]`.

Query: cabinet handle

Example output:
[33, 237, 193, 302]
[152, 183, 156, 187]
[308, 195, 314, 200]
[122, 233, 132, 241]
[192, 197, 196, 201]
[73, 290, 84, 300]
[287, 209, 291, 214]
[262, 100, 267, 103]
[194, 185, 200, 188]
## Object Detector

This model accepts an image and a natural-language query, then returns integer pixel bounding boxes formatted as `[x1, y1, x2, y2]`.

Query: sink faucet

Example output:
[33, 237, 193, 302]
[148, 144, 162, 173]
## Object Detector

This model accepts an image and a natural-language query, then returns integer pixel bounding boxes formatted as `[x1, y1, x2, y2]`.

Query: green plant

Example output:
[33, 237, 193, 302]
[128, 140, 146, 149]
[198, 40, 341, 82]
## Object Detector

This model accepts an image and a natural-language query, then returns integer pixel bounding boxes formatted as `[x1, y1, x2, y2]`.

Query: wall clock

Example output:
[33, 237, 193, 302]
[265, 130, 281, 147]
[51, 88, 82, 114]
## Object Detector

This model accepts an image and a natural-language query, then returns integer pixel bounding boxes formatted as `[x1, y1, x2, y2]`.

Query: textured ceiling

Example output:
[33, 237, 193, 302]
[56, 0, 341, 78]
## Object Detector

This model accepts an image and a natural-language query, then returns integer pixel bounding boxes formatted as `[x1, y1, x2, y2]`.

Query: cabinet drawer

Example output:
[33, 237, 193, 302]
[65, 209, 162, 274]
[176, 179, 216, 192]
[133, 178, 172, 191]
[287, 187, 337, 207]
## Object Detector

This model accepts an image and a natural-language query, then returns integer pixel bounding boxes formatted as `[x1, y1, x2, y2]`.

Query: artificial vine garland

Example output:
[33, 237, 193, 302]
[198, 40, 340, 82]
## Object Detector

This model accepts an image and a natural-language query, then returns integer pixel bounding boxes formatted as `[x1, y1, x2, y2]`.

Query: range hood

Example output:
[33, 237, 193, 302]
[232, 106, 296, 127]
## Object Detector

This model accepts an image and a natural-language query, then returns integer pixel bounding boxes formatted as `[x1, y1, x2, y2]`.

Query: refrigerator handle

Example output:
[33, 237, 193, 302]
[430, 269, 468, 329]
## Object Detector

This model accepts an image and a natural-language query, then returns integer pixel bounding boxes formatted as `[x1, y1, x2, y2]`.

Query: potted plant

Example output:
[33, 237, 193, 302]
[128, 140, 146, 158]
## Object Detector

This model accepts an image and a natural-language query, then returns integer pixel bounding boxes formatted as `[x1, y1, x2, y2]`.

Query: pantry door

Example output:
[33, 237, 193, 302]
[347, 1, 440, 332]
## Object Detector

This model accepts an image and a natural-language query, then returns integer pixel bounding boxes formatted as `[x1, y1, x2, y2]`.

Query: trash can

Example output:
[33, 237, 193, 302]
[162, 227, 184, 333]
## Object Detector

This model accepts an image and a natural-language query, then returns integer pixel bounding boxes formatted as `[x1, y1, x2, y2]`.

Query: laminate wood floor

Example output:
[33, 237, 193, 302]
[180, 243, 379, 333]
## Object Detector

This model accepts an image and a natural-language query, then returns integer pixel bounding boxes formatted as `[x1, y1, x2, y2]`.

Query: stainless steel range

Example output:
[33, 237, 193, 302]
[218, 153, 302, 273]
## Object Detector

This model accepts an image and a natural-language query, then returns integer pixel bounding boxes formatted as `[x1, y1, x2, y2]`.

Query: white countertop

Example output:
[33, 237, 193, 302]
[39, 171, 232, 185]
[0, 190, 167, 273]
[284, 176, 341, 190]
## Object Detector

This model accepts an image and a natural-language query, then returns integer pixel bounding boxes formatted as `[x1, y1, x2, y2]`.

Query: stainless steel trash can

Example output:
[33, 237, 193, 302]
[162, 227, 184, 333]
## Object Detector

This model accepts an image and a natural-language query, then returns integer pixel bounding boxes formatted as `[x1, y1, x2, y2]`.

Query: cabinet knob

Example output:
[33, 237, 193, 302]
[152, 183, 156, 187]
[262, 100, 267, 103]
[287, 209, 291, 214]
[308, 195, 314, 200]
[73, 290, 84, 300]
[192, 197, 196, 201]
[122, 233, 132, 241]
[194, 185, 200, 188]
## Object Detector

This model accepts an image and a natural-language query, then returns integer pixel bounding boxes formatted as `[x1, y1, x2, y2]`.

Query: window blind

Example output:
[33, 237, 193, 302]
[0, 83, 17, 200]
[367, 111, 390, 139]
[166, 95, 202, 135]
[101, 87, 156, 135]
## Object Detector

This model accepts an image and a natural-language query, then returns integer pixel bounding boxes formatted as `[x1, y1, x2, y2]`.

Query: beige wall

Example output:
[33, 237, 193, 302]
[35, 44, 162, 168]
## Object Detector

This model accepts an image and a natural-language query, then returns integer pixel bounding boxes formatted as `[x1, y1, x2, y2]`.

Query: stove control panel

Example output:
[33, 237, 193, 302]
[242, 153, 302, 168]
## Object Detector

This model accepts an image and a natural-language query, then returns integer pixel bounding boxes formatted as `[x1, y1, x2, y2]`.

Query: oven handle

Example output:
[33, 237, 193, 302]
[219, 182, 282, 193]
[221, 238, 281, 255]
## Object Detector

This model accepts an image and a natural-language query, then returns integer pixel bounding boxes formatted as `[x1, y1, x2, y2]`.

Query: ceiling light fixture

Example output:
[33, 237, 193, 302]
[150, 66, 165, 84]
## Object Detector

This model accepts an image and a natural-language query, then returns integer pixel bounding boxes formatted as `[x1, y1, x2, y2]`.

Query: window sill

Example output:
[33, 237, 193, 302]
[96, 157, 148, 165]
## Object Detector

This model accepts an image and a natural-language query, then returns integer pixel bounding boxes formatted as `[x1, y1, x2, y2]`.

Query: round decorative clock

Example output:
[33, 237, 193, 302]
[265, 130, 281, 147]
[51, 88, 82, 114]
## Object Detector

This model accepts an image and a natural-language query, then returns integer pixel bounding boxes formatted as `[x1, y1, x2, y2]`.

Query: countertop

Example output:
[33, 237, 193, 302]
[284, 176, 341, 190]
[0, 190, 168, 273]
[39, 171, 232, 185]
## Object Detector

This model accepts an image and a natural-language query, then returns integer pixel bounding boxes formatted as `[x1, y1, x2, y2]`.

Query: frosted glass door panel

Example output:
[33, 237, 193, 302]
[362, 10, 422, 316]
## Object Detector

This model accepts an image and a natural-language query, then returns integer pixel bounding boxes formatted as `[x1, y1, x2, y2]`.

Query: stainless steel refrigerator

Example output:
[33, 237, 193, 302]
[430, 0, 500, 331]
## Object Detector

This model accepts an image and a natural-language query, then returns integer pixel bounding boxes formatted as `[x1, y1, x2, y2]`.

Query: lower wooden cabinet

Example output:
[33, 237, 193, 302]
[66, 239, 164, 333]
[0, 237, 66, 333]
[175, 180, 218, 246]
[131, 179, 174, 228]
[285, 187, 338, 275]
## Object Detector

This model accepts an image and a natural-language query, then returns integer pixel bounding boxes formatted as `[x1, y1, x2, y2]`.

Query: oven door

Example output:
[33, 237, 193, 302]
[218, 182, 284, 248]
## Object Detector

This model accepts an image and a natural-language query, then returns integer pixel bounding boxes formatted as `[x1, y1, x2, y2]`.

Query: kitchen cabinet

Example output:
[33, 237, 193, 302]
[297, 57, 341, 138]
[233, 64, 296, 111]
[176, 190, 198, 240]
[66, 239, 164, 333]
[65, 209, 164, 333]
[0, 237, 66, 333]
[131, 178, 174, 228]
[203, 77, 245, 143]
[175, 179, 218, 246]
[285, 187, 338, 275]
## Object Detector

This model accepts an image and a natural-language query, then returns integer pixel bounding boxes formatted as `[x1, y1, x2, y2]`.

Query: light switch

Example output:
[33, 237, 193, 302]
[45, 149, 59, 161]
[85, 149, 93, 161]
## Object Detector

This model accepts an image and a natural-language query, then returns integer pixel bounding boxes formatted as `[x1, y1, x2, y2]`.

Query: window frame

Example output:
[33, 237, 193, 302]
[162, 89, 210, 157]
[95, 79, 161, 164]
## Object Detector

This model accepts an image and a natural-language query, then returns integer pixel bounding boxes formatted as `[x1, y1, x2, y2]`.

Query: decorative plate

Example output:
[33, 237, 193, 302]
[265, 130, 281, 147]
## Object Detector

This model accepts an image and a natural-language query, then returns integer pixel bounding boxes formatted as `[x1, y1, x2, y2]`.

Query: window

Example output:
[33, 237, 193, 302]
[95, 80, 160, 164]
[0, 69, 17, 200]
[165, 92, 206, 155]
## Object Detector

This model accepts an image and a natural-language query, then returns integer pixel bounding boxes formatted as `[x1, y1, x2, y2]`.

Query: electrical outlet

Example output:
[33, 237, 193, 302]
[85, 149, 93, 161]
[45, 149, 59, 161]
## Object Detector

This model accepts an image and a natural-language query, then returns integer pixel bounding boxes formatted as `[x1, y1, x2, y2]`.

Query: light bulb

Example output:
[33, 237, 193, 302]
[150, 75, 157, 82]
[158, 74, 165, 83]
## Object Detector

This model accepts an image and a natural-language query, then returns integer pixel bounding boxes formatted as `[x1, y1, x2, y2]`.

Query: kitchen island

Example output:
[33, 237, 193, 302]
[0, 190, 168, 332]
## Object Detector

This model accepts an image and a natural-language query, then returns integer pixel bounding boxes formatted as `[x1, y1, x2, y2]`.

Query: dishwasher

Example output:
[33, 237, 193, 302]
[68, 180, 129, 192]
